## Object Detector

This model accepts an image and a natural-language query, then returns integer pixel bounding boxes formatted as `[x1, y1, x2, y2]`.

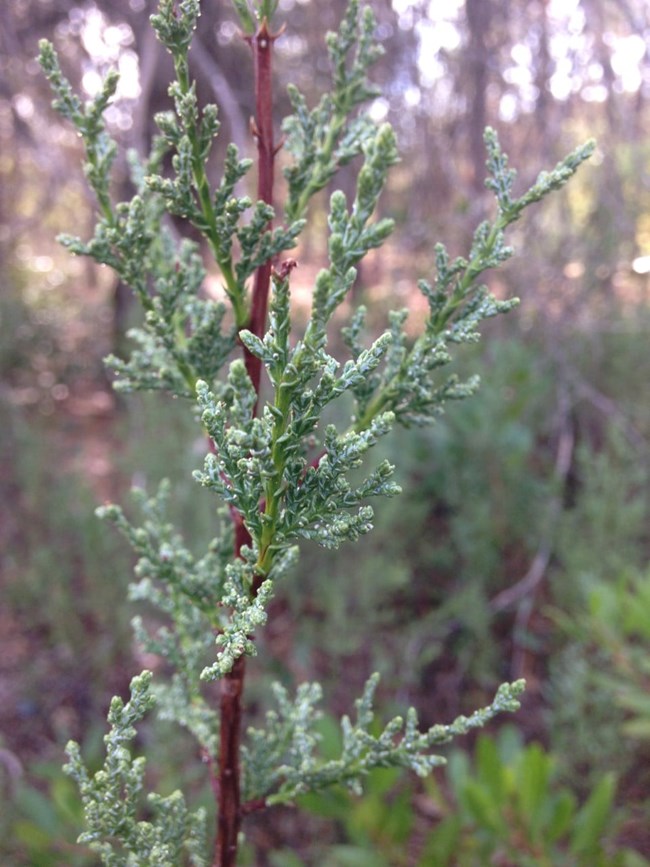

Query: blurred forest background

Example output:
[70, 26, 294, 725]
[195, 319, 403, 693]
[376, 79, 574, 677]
[1, 0, 650, 864]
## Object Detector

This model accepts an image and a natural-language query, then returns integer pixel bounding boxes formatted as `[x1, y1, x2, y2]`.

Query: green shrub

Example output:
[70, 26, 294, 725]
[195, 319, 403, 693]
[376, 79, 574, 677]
[423, 727, 647, 867]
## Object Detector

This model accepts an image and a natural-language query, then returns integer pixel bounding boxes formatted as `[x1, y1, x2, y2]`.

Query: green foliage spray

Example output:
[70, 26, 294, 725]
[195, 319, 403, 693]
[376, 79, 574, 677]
[39, 1, 594, 862]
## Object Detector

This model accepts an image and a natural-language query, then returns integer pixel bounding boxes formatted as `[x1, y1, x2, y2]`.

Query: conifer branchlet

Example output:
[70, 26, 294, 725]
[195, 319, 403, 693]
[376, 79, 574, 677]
[39, 1, 594, 862]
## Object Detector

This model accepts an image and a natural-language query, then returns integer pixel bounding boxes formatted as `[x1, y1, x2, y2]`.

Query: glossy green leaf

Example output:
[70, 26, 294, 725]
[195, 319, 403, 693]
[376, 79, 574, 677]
[462, 779, 506, 834]
[570, 773, 616, 857]
[546, 790, 577, 843]
[475, 733, 506, 803]
[515, 742, 552, 840]
[419, 815, 462, 867]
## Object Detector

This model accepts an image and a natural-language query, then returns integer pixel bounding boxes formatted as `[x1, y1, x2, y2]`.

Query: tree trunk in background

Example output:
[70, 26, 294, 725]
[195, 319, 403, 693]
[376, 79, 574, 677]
[533, 0, 553, 155]
[465, 0, 491, 194]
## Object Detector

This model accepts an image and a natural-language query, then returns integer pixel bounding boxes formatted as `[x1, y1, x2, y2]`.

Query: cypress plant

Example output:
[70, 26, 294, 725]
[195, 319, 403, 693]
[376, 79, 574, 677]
[39, 1, 594, 863]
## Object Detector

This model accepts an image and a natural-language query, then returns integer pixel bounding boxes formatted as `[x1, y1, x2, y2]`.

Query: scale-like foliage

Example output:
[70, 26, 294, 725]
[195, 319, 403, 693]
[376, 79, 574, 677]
[39, 0, 594, 862]
[64, 672, 208, 866]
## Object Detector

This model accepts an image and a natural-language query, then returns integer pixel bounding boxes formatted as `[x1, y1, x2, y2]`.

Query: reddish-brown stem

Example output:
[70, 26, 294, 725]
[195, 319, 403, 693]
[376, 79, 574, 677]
[214, 656, 246, 867]
[213, 494, 252, 867]
[215, 18, 279, 867]
[242, 18, 277, 399]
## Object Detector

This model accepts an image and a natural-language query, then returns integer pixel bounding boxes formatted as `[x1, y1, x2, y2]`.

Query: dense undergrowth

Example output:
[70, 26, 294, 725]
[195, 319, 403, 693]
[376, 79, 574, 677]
[2, 267, 649, 863]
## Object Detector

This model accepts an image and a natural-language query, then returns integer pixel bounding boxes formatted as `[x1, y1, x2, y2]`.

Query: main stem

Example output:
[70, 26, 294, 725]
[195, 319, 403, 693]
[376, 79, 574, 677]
[242, 18, 276, 398]
[215, 19, 277, 867]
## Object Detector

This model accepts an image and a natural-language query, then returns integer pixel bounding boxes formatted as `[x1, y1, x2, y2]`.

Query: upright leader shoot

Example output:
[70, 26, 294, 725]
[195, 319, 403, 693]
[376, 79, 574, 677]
[39, 1, 594, 863]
